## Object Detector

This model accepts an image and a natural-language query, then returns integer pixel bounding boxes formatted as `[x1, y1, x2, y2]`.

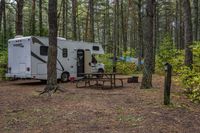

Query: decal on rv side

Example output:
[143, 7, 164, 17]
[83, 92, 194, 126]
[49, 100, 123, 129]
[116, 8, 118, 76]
[13, 43, 24, 48]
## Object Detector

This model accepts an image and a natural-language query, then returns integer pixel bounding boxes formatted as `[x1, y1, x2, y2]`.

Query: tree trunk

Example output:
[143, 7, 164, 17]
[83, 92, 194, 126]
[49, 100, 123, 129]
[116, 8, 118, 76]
[3, 0, 6, 46]
[193, 0, 198, 41]
[183, 0, 193, 68]
[62, 0, 66, 38]
[31, 0, 36, 35]
[152, 1, 157, 73]
[140, 0, 155, 89]
[16, 0, 24, 35]
[175, 0, 179, 49]
[113, 0, 120, 72]
[39, 0, 43, 36]
[121, 0, 127, 52]
[65, 0, 68, 39]
[105, 0, 111, 53]
[72, 0, 77, 40]
[179, 0, 185, 49]
[137, 0, 143, 71]
[0, 0, 3, 32]
[45, 0, 58, 92]
[89, 0, 94, 42]
[84, 6, 89, 41]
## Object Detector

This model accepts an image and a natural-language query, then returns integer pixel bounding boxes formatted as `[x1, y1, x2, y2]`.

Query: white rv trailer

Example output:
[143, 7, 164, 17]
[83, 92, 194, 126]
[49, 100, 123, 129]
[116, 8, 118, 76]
[6, 36, 105, 81]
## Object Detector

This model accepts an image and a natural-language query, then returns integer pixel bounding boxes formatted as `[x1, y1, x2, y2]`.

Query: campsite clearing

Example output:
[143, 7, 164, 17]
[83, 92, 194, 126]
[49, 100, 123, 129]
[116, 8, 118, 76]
[0, 75, 200, 133]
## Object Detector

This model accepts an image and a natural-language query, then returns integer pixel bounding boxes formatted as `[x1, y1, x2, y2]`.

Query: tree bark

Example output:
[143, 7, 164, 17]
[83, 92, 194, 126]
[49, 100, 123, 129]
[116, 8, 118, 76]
[183, 0, 193, 68]
[72, 0, 77, 40]
[193, 0, 198, 41]
[175, 0, 179, 49]
[65, 0, 68, 39]
[39, 0, 43, 36]
[88, 0, 95, 42]
[0, 0, 4, 32]
[31, 0, 36, 35]
[16, 0, 24, 35]
[140, 0, 155, 89]
[3, 0, 6, 46]
[179, 0, 185, 49]
[152, 1, 157, 73]
[121, 0, 127, 52]
[46, 0, 58, 92]
[137, 0, 143, 71]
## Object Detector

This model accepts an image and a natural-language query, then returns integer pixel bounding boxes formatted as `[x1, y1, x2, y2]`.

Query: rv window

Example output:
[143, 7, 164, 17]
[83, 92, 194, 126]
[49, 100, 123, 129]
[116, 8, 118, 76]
[63, 48, 68, 57]
[92, 46, 99, 51]
[40, 46, 48, 56]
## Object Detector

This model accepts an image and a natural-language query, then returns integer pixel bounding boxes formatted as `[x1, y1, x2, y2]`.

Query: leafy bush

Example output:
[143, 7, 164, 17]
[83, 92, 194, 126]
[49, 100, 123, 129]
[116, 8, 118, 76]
[156, 36, 200, 103]
[178, 66, 200, 103]
[97, 52, 137, 75]
[156, 35, 184, 74]
[172, 42, 200, 103]
[0, 50, 7, 79]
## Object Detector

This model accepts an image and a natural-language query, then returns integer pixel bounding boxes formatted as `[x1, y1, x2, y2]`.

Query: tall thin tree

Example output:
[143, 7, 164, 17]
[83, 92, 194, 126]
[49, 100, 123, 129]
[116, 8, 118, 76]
[89, 0, 94, 42]
[16, 0, 24, 35]
[72, 0, 77, 40]
[0, 0, 4, 32]
[137, 0, 143, 71]
[31, 0, 36, 35]
[193, 0, 198, 41]
[183, 0, 193, 68]
[42, 0, 58, 94]
[140, 0, 155, 89]
[39, 0, 43, 36]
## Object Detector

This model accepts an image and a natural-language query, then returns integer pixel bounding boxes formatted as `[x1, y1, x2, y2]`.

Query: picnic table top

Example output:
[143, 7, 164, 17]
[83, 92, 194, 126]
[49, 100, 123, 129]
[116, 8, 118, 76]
[78, 72, 121, 75]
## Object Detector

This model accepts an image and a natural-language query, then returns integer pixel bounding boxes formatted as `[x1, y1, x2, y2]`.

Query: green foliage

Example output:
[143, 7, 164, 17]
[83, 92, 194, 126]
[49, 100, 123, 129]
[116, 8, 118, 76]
[122, 49, 135, 57]
[156, 35, 184, 73]
[116, 62, 136, 75]
[178, 66, 200, 103]
[97, 51, 136, 75]
[193, 42, 200, 72]
[156, 36, 200, 103]
[0, 50, 8, 79]
[173, 42, 200, 103]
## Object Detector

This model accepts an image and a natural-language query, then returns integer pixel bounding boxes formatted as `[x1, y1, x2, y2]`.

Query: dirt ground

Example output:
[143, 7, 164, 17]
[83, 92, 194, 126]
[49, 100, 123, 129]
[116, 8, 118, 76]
[0, 75, 200, 133]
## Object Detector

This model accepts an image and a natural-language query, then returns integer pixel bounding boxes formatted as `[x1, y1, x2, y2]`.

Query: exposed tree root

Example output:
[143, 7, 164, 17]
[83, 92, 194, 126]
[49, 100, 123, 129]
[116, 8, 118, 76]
[39, 84, 66, 96]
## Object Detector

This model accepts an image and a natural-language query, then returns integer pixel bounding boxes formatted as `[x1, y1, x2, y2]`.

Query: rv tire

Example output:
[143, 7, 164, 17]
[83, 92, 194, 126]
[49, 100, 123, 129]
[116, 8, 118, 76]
[61, 72, 69, 82]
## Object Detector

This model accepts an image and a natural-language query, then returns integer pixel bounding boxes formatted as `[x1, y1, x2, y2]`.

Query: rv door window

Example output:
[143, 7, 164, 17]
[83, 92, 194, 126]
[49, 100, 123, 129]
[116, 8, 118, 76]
[40, 46, 48, 56]
[62, 48, 68, 57]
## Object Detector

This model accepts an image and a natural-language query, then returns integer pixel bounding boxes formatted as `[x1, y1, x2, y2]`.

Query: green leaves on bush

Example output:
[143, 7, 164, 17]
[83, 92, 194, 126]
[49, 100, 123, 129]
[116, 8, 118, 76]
[156, 36, 200, 103]
[156, 35, 184, 74]
[0, 50, 7, 79]
[97, 52, 136, 75]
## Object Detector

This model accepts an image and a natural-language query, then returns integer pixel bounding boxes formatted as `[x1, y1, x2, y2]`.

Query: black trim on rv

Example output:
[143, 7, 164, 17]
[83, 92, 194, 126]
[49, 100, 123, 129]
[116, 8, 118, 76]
[31, 52, 46, 63]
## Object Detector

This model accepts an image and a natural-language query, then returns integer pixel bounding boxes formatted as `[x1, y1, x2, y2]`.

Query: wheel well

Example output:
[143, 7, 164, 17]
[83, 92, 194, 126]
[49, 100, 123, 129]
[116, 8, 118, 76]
[61, 71, 70, 78]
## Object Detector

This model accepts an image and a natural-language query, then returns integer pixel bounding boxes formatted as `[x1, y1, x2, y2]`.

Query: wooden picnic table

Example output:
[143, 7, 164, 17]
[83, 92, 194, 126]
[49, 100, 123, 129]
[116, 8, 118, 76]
[76, 73, 125, 89]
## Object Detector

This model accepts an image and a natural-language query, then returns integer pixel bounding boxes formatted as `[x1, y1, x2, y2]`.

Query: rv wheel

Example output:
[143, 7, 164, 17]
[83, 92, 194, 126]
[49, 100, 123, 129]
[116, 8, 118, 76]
[61, 72, 69, 82]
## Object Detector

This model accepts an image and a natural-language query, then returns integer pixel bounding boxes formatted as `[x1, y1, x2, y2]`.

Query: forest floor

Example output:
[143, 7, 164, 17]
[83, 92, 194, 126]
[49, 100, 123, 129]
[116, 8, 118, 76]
[0, 75, 200, 133]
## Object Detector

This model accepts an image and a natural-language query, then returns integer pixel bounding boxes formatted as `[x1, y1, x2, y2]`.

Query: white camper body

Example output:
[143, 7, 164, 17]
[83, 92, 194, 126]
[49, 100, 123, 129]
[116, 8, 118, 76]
[6, 36, 105, 81]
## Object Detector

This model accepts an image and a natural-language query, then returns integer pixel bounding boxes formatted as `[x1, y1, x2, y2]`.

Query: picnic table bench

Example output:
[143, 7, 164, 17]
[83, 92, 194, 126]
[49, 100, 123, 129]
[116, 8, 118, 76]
[75, 73, 138, 89]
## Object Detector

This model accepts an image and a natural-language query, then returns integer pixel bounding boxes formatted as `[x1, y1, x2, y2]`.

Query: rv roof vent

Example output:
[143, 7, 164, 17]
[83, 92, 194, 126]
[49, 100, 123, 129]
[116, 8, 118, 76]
[15, 35, 23, 38]
[57, 37, 66, 40]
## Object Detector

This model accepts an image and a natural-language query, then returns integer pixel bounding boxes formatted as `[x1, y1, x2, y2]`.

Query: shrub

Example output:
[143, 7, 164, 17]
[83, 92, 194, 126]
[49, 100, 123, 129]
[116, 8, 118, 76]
[97, 52, 137, 75]
[156, 35, 184, 74]
[176, 42, 200, 103]
[156, 36, 200, 103]
[0, 50, 7, 79]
